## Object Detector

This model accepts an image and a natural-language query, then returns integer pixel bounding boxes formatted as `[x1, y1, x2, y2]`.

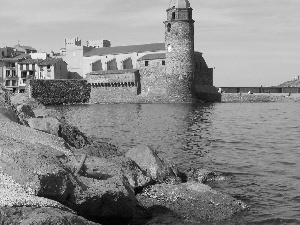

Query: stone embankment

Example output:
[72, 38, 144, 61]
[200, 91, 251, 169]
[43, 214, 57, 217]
[0, 86, 247, 225]
[222, 93, 300, 103]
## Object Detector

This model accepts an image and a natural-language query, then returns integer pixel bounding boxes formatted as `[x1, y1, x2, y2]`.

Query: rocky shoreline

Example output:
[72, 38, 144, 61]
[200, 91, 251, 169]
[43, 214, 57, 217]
[0, 86, 247, 225]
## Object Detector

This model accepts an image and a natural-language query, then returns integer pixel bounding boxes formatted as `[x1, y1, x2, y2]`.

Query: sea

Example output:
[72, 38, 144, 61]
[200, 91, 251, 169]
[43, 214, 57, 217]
[51, 102, 300, 225]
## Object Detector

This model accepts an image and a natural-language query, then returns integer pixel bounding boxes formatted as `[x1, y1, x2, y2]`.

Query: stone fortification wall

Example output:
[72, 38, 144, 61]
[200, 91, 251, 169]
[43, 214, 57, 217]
[90, 86, 139, 103]
[194, 68, 213, 86]
[29, 79, 90, 105]
[138, 59, 167, 96]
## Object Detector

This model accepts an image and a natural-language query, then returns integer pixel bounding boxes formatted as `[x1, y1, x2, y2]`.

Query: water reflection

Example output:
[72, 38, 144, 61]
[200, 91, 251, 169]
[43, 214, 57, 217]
[51, 103, 215, 168]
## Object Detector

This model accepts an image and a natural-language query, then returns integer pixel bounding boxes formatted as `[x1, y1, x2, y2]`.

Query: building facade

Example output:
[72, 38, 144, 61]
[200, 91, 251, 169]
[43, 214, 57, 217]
[64, 0, 217, 102]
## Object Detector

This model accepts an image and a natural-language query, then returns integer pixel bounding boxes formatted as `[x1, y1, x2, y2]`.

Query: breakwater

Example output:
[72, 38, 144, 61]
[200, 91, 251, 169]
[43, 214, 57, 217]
[221, 93, 300, 103]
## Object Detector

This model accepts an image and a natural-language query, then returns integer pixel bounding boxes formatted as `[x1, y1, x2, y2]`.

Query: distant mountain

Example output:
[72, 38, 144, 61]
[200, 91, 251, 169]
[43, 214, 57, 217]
[278, 78, 300, 87]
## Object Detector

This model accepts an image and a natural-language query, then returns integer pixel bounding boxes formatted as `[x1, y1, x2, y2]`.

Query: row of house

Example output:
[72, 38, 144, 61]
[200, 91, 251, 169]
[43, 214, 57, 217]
[0, 46, 68, 92]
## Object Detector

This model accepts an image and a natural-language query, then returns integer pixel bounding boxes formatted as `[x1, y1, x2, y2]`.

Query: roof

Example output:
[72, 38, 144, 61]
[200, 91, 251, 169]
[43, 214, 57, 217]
[84, 43, 165, 57]
[0, 53, 30, 62]
[19, 59, 43, 64]
[38, 58, 64, 66]
[14, 45, 37, 51]
[137, 53, 166, 61]
[169, 0, 191, 9]
[88, 69, 138, 75]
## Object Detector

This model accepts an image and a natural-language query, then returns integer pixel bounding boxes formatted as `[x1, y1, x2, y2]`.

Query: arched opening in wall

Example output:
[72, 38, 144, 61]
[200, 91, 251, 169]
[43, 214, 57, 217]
[167, 23, 171, 32]
[172, 12, 175, 20]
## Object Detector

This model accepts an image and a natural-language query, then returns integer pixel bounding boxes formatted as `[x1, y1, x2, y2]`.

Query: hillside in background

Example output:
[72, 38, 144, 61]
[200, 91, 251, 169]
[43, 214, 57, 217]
[278, 78, 300, 87]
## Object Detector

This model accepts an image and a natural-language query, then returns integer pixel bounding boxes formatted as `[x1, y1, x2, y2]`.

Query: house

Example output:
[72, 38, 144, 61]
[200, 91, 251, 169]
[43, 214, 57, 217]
[0, 53, 30, 92]
[38, 58, 68, 80]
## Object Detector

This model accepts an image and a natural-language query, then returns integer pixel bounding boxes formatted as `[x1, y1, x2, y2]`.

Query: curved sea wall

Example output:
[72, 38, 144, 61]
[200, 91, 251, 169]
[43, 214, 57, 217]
[0, 86, 247, 224]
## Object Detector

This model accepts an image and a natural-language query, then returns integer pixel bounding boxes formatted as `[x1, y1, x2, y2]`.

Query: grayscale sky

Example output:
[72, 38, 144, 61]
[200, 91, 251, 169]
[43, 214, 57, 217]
[0, 0, 299, 87]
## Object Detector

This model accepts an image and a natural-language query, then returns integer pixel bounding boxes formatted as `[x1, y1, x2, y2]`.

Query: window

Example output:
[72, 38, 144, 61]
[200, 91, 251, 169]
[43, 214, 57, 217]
[23, 79, 26, 84]
[47, 65, 50, 69]
[21, 71, 27, 78]
[5, 80, 10, 86]
[167, 23, 171, 32]
[12, 70, 16, 77]
[172, 12, 175, 20]
[6, 70, 10, 76]
[188, 11, 192, 20]
[145, 61, 149, 66]
[12, 63, 15, 68]
[20, 64, 23, 70]
[162, 60, 165, 66]
[12, 80, 17, 87]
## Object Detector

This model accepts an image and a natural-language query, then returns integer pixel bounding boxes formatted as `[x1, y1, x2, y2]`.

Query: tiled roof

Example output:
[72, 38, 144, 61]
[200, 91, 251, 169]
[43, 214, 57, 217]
[14, 45, 37, 51]
[84, 43, 165, 57]
[19, 59, 43, 64]
[88, 69, 138, 75]
[38, 58, 64, 66]
[0, 54, 30, 62]
[137, 53, 166, 61]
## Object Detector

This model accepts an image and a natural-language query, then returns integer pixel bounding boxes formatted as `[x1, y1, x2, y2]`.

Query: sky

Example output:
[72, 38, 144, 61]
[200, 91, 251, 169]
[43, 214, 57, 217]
[0, 0, 299, 87]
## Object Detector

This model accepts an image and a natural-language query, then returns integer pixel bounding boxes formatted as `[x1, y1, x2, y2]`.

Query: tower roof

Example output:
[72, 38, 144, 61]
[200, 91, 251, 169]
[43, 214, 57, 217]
[169, 0, 190, 9]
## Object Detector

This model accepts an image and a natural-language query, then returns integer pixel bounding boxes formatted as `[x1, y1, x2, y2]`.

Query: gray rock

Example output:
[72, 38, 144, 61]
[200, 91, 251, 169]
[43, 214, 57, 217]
[125, 145, 183, 183]
[110, 156, 152, 190]
[0, 207, 100, 225]
[27, 117, 61, 136]
[0, 135, 73, 203]
[66, 155, 148, 221]
[137, 182, 248, 222]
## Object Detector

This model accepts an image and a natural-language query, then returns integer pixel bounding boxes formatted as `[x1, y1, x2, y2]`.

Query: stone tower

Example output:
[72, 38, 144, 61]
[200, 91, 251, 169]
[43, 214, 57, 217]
[164, 0, 195, 101]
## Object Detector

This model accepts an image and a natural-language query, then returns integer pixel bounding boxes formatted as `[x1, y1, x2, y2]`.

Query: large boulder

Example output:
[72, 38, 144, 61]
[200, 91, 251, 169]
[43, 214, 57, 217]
[0, 107, 20, 124]
[125, 145, 183, 183]
[0, 207, 99, 225]
[110, 156, 152, 190]
[137, 182, 247, 222]
[65, 155, 149, 223]
[59, 122, 91, 148]
[0, 135, 73, 202]
[27, 117, 61, 136]
[16, 104, 36, 125]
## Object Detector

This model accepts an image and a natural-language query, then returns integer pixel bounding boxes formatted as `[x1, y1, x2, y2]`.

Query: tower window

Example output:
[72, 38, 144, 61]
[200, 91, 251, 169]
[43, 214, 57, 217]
[167, 23, 171, 32]
[145, 61, 149, 66]
[188, 11, 192, 20]
[172, 12, 175, 20]
[162, 60, 165, 66]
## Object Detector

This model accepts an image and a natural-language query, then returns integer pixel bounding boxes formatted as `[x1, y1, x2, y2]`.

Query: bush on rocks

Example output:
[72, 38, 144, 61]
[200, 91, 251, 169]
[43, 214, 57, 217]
[30, 80, 90, 105]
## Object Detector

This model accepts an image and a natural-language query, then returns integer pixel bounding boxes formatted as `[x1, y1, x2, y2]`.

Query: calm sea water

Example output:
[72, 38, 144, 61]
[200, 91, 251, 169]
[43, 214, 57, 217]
[52, 102, 300, 225]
